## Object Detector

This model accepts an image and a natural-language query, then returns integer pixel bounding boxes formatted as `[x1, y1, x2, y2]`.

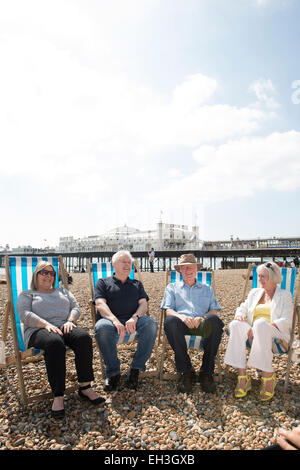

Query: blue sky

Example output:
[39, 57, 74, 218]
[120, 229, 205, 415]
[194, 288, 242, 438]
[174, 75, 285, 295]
[0, 0, 299, 248]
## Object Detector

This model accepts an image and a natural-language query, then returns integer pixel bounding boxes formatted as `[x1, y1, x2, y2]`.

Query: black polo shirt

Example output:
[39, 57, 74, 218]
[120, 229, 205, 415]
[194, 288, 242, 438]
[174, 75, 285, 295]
[93, 275, 149, 323]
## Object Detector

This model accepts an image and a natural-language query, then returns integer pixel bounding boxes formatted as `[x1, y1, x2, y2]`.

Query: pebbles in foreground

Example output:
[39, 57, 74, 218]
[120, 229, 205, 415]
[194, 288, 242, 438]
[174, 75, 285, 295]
[0, 270, 299, 451]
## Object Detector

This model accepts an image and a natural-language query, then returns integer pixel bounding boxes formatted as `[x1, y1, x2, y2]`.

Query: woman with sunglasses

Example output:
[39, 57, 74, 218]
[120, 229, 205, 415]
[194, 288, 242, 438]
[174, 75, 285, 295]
[17, 261, 105, 418]
[224, 261, 293, 401]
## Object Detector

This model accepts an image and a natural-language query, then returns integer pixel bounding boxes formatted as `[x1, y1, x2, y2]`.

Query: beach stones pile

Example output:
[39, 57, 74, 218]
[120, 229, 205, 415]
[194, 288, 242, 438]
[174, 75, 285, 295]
[0, 270, 299, 450]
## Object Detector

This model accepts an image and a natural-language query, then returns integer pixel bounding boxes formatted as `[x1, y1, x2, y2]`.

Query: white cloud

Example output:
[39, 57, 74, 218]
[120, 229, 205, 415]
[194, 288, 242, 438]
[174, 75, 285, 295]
[0, 32, 271, 182]
[149, 130, 300, 209]
[124, 76, 270, 151]
[0, 1, 298, 247]
[168, 169, 183, 179]
[249, 78, 280, 109]
[0, 1, 275, 187]
[172, 74, 218, 113]
[0, 31, 283, 245]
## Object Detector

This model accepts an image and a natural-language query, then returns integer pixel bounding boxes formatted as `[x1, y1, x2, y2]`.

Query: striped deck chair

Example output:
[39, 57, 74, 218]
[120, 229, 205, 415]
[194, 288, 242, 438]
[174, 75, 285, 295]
[158, 270, 222, 383]
[88, 260, 158, 378]
[241, 263, 300, 392]
[1, 255, 76, 405]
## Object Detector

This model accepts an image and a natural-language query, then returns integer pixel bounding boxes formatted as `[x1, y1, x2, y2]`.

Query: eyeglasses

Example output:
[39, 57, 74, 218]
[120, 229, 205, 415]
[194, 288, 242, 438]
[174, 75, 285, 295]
[38, 269, 56, 277]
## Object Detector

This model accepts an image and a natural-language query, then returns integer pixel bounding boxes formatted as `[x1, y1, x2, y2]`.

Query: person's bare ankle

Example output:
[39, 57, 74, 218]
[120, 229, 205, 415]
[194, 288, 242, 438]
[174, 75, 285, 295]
[52, 396, 64, 411]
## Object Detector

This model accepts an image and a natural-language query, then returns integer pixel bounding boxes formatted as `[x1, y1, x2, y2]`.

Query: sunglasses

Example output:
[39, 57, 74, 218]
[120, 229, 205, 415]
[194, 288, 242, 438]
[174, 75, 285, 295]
[38, 269, 56, 277]
[265, 262, 275, 271]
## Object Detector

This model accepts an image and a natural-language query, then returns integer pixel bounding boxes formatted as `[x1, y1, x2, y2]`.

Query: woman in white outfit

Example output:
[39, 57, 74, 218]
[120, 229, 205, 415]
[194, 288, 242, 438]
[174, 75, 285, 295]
[224, 262, 293, 401]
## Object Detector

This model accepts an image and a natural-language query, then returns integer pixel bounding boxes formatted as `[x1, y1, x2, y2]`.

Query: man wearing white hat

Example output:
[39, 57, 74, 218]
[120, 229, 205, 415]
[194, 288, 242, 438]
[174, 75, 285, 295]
[161, 254, 224, 393]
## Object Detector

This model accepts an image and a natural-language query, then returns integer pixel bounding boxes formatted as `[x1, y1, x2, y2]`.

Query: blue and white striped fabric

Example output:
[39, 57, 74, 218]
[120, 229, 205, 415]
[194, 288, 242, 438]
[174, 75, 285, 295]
[91, 262, 138, 344]
[170, 270, 212, 286]
[250, 265, 298, 354]
[91, 262, 135, 290]
[168, 270, 213, 350]
[246, 337, 289, 355]
[185, 335, 204, 349]
[8, 256, 60, 353]
[252, 265, 297, 299]
[115, 332, 137, 344]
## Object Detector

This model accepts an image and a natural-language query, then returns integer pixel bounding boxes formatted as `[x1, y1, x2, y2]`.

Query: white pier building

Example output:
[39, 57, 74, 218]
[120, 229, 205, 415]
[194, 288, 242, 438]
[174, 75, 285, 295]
[58, 222, 203, 253]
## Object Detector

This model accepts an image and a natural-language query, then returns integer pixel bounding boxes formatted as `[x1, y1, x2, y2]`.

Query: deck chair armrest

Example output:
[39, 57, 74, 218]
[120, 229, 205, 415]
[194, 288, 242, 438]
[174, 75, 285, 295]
[2, 301, 11, 343]
[3, 348, 38, 367]
[159, 308, 166, 321]
[21, 347, 36, 359]
[139, 299, 150, 316]
[0, 339, 6, 366]
[89, 300, 96, 327]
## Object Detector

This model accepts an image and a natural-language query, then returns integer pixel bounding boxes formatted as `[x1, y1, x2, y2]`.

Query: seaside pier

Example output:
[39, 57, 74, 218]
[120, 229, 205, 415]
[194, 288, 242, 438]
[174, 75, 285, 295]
[52, 246, 300, 272]
[1, 245, 300, 272]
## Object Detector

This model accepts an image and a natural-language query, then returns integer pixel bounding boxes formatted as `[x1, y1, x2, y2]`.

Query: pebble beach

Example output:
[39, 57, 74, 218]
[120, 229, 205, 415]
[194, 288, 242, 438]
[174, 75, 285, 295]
[0, 269, 299, 451]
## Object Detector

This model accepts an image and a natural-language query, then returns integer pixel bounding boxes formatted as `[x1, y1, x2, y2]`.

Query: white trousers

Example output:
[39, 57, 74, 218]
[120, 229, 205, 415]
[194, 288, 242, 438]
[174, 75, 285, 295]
[224, 318, 287, 373]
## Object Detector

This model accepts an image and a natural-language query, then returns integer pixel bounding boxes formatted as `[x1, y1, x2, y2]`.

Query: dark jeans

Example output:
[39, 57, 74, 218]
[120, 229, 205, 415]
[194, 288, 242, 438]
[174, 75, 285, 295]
[28, 327, 94, 397]
[164, 313, 224, 374]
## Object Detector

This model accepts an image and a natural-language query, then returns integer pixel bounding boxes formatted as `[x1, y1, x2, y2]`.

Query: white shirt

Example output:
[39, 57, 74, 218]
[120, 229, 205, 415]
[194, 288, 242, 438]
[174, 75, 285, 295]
[235, 287, 293, 341]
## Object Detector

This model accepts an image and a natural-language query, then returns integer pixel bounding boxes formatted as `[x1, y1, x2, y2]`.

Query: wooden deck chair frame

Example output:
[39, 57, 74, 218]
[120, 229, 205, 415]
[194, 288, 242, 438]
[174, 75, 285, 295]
[158, 269, 223, 383]
[241, 263, 300, 393]
[88, 259, 158, 379]
[1, 255, 77, 406]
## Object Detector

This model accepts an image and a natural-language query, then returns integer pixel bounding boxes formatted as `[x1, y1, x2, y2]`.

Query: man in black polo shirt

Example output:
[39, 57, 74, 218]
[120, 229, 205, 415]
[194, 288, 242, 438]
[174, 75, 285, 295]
[94, 250, 158, 391]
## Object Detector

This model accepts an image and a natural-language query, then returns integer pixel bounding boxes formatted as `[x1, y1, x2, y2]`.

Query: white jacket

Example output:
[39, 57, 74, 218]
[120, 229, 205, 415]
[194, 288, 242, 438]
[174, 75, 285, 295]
[234, 287, 293, 341]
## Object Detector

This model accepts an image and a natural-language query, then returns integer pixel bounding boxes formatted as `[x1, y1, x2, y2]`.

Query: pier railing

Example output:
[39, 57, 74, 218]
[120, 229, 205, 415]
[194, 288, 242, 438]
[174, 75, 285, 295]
[1, 247, 300, 272]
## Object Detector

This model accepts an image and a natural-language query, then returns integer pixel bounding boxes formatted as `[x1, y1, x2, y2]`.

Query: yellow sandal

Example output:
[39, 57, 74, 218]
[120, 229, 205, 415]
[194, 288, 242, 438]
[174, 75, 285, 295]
[235, 375, 251, 398]
[260, 373, 276, 401]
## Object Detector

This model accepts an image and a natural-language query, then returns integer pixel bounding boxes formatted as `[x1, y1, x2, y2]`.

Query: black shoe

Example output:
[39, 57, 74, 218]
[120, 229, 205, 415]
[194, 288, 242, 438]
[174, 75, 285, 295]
[51, 397, 65, 419]
[125, 368, 139, 390]
[78, 385, 106, 405]
[198, 371, 216, 393]
[51, 408, 65, 419]
[103, 374, 121, 391]
[177, 369, 196, 393]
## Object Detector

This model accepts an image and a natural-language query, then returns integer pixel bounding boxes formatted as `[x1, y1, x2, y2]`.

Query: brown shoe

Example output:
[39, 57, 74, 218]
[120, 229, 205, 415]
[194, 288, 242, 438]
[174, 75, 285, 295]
[125, 368, 139, 390]
[198, 371, 216, 393]
[177, 369, 196, 393]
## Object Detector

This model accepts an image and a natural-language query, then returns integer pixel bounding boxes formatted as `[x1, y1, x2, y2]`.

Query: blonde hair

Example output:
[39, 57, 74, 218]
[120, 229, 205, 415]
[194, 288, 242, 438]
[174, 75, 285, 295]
[30, 261, 56, 290]
[257, 261, 282, 285]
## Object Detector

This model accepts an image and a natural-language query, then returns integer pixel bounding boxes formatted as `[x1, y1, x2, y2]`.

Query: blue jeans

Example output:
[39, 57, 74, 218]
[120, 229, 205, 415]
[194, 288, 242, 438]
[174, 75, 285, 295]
[95, 316, 158, 378]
